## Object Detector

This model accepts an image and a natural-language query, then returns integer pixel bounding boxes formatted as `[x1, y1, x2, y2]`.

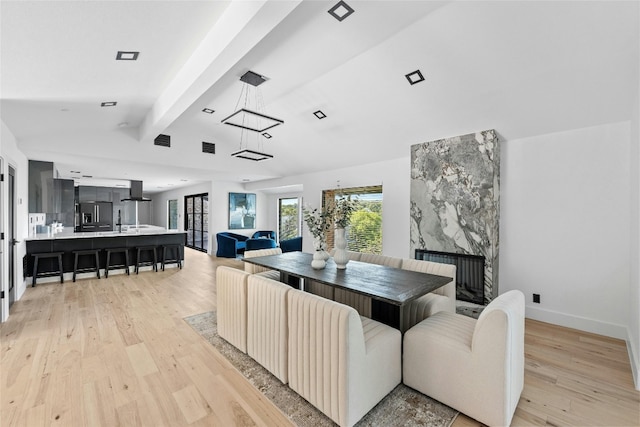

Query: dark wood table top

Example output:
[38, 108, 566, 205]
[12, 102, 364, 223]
[243, 251, 451, 306]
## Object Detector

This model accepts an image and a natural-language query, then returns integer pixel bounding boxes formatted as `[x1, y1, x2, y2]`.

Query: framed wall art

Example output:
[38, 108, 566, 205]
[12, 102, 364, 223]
[229, 192, 256, 229]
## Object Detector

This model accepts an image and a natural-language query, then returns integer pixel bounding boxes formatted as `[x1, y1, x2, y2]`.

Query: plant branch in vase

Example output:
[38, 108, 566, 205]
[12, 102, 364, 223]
[303, 205, 334, 268]
[333, 196, 358, 269]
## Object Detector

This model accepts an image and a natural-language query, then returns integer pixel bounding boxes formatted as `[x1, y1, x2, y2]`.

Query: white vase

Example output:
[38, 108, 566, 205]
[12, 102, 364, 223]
[311, 250, 326, 269]
[333, 227, 349, 269]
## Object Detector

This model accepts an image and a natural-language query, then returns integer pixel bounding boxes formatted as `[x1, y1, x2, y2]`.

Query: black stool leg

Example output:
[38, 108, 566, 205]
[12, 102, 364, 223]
[153, 248, 157, 272]
[125, 250, 130, 275]
[32, 256, 39, 287]
[73, 252, 79, 282]
[95, 251, 101, 279]
[58, 254, 64, 283]
[106, 251, 111, 278]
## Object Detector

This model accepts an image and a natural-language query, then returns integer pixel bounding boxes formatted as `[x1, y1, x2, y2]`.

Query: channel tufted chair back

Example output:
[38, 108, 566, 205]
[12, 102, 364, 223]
[216, 266, 250, 353]
[400, 258, 456, 330]
[287, 289, 401, 427]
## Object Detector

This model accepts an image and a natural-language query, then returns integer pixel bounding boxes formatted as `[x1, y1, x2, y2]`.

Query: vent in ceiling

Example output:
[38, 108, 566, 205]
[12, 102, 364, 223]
[202, 142, 216, 154]
[154, 134, 171, 147]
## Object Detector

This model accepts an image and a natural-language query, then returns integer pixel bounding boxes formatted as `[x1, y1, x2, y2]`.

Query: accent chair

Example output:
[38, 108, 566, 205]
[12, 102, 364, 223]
[403, 290, 525, 427]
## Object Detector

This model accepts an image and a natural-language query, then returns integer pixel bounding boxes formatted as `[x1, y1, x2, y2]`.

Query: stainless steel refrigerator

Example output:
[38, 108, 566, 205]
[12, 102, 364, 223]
[79, 202, 113, 232]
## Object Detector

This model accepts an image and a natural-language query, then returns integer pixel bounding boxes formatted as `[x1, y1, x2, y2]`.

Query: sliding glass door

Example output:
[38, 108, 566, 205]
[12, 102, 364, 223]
[185, 193, 208, 252]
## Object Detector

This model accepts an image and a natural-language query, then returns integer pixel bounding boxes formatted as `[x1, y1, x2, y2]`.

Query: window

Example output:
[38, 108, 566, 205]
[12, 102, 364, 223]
[168, 199, 178, 230]
[323, 185, 382, 254]
[278, 197, 301, 240]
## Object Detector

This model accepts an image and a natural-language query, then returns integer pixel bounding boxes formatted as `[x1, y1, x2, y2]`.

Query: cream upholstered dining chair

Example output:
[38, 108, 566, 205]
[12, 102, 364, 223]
[403, 290, 525, 427]
[400, 258, 456, 331]
[243, 247, 282, 281]
[288, 288, 401, 427]
[216, 266, 250, 353]
[247, 274, 291, 383]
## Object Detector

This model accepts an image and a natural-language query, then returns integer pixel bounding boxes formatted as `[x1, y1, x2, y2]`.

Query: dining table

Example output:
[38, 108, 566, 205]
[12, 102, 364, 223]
[243, 251, 452, 332]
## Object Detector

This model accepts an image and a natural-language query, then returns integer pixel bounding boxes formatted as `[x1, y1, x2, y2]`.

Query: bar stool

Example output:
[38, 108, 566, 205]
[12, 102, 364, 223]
[136, 246, 157, 274]
[72, 249, 101, 282]
[32, 252, 64, 287]
[105, 248, 130, 278]
[161, 244, 182, 271]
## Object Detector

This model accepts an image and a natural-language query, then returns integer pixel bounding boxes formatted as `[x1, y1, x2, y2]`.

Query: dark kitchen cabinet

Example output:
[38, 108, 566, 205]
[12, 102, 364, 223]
[78, 186, 97, 202]
[96, 186, 112, 202]
[28, 160, 54, 213]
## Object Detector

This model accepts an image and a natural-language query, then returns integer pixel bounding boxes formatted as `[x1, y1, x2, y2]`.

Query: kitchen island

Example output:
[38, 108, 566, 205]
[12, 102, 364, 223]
[25, 225, 187, 283]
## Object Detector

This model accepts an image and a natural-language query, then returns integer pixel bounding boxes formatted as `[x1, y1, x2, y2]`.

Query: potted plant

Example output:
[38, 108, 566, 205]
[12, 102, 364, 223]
[303, 205, 334, 269]
[333, 196, 357, 269]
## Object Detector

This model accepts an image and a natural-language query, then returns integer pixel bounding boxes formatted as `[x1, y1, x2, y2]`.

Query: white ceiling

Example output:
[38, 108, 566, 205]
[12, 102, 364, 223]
[1, 0, 638, 193]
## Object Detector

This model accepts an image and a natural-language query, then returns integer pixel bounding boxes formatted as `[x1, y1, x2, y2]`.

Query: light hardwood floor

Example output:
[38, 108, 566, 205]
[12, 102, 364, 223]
[2, 248, 639, 426]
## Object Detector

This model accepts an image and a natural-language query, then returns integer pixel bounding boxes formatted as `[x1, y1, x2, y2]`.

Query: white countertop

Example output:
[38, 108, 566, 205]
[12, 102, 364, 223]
[26, 225, 185, 241]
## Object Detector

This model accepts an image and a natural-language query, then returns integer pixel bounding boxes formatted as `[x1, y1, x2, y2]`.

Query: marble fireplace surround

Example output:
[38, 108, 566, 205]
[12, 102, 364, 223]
[410, 129, 499, 303]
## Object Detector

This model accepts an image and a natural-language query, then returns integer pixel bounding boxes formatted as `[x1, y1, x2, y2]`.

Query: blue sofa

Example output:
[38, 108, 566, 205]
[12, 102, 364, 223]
[280, 236, 302, 253]
[216, 232, 249, 258]
[252, 230, 277, 241]
[245, 230, 278, 251]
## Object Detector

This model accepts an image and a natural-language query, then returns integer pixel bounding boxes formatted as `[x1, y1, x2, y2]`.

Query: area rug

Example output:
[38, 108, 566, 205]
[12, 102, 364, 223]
[184, 311, 458, 427]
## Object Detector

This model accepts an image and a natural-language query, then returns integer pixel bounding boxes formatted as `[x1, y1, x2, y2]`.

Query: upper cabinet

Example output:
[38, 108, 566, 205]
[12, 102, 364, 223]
[28, 160, 54, 213]
[78, 185, 127, 202]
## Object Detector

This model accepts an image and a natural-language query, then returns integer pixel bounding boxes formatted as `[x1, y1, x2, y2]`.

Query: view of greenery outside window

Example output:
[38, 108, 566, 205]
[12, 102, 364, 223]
[168, 200, 178, 230]
[323, 185, 382, 254]
[278, 197, 301, 240]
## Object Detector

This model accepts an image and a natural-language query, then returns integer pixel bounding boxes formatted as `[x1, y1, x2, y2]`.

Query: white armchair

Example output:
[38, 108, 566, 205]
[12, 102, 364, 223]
[400, 258, 456, 331]
[403, 290, 525, 426]
[216, 266, 250, 353]
[243, 247, 282, 281]
[288, 289, 401, 427]
[247, 274, 291, 383]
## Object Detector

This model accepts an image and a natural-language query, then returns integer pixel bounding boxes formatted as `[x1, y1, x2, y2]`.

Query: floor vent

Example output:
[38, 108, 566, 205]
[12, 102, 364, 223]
[202, 142, 216, 154]
[154, 134, 171, 147]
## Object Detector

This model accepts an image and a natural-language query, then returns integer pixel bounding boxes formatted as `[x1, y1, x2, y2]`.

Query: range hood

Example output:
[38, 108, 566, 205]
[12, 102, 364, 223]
[121, 180, 151, 202]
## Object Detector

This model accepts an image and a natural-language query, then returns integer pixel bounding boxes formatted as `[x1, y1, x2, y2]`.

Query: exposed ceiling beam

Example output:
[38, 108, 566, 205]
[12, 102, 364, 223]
[138, 0, 302, 144]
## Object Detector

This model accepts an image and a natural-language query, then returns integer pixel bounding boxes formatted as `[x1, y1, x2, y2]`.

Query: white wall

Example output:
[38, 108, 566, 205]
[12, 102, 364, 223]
[251, 124, 636, 346]
[629, 59, 640, 388]
[500, 122, 631, 340]
[151, 180, 274, 255]
[0, 120, 30, 321]
[248, 157, 410, 257]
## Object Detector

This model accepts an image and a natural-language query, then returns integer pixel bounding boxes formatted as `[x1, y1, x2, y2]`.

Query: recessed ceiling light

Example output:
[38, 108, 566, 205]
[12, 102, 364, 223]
[70, 170, 81, 174]
[242, 179, 250, 182]
[118, 122, 129, 128]
[405, 70, 425, 85]
[61, 108, 69, 112]
[180, 179, 188, 182]
[328, 1, 355, 22]
[82, 175, 93, 178]
[262, 132, 272, 139]
[101, 101, 117, 107]
[313, 110, 327, 119]
[202, 108, 215, 114]
[116, 51, 139, 61]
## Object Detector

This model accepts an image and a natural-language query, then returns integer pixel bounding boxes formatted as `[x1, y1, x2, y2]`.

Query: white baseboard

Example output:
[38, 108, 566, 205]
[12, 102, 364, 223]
[626, 328, 640, 391]
[527, 305, 639, 390]
[525, 305, 628, 340]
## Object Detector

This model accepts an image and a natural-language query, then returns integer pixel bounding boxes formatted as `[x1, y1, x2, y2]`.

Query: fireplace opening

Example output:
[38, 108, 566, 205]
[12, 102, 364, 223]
[415, 249, 485, 305]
